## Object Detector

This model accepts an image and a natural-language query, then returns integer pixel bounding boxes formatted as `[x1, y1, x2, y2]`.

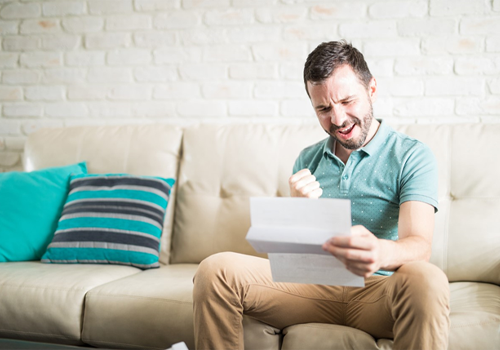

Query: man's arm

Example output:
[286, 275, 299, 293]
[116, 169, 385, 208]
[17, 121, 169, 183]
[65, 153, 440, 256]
[289, 168, 435, 278]
[322, 200, 434, 278]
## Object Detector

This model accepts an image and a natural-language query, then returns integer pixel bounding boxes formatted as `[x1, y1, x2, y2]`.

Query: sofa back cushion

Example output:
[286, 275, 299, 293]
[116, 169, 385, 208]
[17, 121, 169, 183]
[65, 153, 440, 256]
[172, 123, 500, 286]
[170, 123, 325, 263]
[23, 125, 183, 264]
[397, 123, 500, 286]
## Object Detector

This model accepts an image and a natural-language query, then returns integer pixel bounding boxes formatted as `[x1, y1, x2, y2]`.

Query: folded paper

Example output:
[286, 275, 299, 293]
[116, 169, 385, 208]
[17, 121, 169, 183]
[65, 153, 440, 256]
[246, 197, 364, 287]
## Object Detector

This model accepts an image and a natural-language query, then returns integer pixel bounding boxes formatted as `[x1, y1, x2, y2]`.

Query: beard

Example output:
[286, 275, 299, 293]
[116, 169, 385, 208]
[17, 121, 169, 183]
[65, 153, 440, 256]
[327, 103, 374, 150]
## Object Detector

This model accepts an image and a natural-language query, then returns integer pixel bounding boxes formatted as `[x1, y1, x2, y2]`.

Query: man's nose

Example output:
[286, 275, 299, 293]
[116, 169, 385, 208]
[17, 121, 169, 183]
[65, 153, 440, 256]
[330, 104, 347, 127]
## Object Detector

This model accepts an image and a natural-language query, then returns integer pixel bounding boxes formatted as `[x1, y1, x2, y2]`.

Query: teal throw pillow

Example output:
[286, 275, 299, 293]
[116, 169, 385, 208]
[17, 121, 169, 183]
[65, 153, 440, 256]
[0, 162, 88, 262]
[41, 174, 175, 269]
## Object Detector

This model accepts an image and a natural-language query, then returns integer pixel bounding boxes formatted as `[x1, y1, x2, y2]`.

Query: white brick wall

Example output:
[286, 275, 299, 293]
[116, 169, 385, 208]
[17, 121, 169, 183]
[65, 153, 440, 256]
[0, 0, 499, 171]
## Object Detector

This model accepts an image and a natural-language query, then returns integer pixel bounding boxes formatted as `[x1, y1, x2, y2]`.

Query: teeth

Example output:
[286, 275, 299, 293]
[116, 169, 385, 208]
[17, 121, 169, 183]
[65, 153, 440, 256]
[339, 124, 354, 133]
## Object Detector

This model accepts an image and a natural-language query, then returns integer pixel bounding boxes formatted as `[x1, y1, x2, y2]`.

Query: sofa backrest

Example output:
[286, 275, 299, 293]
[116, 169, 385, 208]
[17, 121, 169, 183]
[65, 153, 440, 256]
[171, 123, 500, 286]
[23, 124, 183, 264]
[24, 123, 500, 285]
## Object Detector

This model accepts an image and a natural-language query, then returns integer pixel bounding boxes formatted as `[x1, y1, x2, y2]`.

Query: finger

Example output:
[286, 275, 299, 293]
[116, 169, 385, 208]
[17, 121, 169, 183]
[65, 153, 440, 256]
[298, 180, 320, 194]
[344, 261, 377, 278]
[340, 248, 376, 264]
[324, 245, 376, 263]
[289, 169, 311, 185]
[305, 187, 322, 199]
[293, 175, 317, 190]
[350, 225, 370, 236]
[345, 264, 374, 278]
[324, 250, 373, 277]
[327, 236, 376, 250]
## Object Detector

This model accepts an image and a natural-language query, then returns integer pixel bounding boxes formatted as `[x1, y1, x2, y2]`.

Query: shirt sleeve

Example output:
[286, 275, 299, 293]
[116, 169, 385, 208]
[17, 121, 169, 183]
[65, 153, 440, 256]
[399, 141, 439, 212]
[292, 154, 303, 175]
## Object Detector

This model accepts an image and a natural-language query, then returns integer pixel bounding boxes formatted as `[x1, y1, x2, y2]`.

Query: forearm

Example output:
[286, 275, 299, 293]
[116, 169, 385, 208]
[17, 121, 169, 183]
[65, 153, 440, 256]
[378, 235, 432, 271]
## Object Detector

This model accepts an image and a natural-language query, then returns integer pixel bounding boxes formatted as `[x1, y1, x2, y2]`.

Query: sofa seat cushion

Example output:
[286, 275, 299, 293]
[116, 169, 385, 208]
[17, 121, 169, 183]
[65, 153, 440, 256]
[242, 316, 281, 350]
[448, 282, 500, 350]
[82, 264, 282, 350]
[280, 281, 500, 349]
[282, 324, 393, 350]
[0, 262, 140, 345]
[82, 264, 199, 350]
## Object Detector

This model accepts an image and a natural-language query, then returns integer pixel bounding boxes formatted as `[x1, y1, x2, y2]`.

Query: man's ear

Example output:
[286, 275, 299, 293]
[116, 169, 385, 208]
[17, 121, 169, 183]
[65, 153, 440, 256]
[368, 77, 377, 103]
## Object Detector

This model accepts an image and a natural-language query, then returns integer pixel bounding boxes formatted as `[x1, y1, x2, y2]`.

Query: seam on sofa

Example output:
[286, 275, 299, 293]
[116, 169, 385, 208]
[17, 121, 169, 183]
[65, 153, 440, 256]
[86, 293, 193, 305]
[451, 321, 500, 329]
[443, 199, 450, 276]
[0, 328, 77, 340]
[166, 131, 184, 265]
[283, 323, 382, 334]
[284, 324, 340, 331]
[444, 126, 452, 275]
[442, 195, 500, 199]
[83, 338, 164, 350]
[441, 127, 454, 280]
[0, 284, 88, 292]
[76, 129, 85, 163]
[122, 128, 133, 173]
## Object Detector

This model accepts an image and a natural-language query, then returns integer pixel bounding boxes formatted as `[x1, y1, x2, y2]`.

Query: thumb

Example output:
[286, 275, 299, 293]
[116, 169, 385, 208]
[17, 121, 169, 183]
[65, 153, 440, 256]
[351, 225, 369, 237]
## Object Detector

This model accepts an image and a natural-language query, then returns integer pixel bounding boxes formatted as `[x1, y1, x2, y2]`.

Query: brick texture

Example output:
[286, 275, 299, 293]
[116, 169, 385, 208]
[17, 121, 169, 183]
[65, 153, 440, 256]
[0, 53, 19, 69]
[0, 0, 499, 172]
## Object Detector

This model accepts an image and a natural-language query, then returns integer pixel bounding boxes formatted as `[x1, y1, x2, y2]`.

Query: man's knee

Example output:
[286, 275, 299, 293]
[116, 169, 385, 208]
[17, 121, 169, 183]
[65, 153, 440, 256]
[194, 252, 251, 299]
[393, 261, 450, 307]
[398, 261, 448, 287]
[194, 252, 240, 290]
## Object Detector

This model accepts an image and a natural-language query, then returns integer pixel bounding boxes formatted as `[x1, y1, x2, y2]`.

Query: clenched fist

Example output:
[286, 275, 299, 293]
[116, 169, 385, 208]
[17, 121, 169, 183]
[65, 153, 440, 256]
[289, 168, 323, 198]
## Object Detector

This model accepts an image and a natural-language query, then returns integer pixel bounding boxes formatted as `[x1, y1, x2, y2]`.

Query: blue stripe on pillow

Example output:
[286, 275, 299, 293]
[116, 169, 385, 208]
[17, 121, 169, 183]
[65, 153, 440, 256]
[56, 217, 162, 237]
[66, 189, 168, 208]
[43, 247, 160, 269]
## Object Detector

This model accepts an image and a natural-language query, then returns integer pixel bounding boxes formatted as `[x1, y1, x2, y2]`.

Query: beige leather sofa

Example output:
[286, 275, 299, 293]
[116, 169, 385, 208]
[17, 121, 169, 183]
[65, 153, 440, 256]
[0, 123, 498, 350]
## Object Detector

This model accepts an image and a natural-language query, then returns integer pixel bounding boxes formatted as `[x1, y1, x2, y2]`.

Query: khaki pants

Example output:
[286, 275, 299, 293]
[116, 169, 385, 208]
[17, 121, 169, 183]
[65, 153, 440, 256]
[193, 252, 450, 350]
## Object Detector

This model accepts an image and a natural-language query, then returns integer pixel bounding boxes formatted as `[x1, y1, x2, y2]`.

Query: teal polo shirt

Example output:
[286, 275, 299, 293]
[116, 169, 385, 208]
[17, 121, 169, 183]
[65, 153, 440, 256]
[293, 120, 438, 276]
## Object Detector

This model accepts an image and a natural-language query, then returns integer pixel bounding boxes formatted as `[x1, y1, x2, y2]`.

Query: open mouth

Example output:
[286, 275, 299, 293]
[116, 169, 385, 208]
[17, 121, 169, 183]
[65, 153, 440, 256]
[337, 124, 355, 139]
[338, 124, 355, 135]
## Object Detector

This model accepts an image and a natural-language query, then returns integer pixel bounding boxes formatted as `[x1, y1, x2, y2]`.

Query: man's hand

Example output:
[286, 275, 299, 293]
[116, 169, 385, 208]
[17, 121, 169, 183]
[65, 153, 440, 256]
[322, 225, 382, 278]
[289, 169, 323, 198]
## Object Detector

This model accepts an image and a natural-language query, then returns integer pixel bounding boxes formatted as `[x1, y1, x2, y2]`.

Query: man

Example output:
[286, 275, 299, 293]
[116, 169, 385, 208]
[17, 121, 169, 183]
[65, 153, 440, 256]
[193, 41, 450, 350]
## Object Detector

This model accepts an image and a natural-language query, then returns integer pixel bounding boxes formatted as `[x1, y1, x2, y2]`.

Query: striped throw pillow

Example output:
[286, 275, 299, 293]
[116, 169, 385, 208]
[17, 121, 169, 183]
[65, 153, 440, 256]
[41, 174, 175, 269]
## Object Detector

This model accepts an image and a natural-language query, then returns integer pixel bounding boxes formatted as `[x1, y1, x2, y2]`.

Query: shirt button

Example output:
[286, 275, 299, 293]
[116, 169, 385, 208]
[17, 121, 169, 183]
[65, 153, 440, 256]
[342, 175, 349, 180]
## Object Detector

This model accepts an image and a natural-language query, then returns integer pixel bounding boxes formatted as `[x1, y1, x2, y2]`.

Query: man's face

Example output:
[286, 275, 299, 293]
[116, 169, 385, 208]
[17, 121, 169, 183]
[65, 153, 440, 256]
[307, 65, 377, 150]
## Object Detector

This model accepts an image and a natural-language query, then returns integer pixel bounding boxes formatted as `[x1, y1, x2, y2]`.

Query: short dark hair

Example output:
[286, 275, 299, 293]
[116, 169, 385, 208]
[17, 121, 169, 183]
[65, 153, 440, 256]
[303, 40, 372, 96]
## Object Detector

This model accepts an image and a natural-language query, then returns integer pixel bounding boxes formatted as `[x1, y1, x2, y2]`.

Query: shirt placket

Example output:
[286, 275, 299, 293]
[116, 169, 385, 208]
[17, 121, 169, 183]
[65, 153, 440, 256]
[340, 153, 359, 195]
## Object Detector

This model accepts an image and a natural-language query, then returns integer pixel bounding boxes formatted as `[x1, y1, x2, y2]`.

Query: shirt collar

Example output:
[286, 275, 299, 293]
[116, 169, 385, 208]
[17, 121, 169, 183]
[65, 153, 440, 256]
[360, 119, 390, 156]
[322, 119, 390, 158]
[323, 135, 336, 158]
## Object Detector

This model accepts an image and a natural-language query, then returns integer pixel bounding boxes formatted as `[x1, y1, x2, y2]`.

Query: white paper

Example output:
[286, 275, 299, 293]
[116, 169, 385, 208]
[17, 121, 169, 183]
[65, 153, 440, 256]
[167, 342, 189, 350]
[246, 197, 364, 287]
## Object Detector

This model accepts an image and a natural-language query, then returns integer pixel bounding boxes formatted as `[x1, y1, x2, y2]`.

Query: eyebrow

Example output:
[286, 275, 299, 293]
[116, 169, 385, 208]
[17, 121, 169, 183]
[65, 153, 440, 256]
[314, 95, 356, 110]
